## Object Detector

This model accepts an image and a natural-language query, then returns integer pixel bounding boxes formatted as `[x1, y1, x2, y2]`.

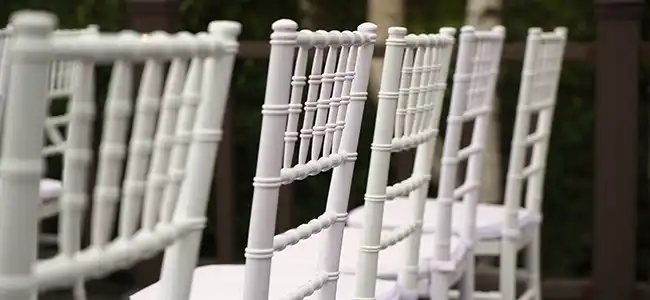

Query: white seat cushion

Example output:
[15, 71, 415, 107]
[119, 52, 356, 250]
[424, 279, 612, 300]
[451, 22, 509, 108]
[130, 264, 403, 300]
[273, 227, 463, 280]
[346, 198, 541, 239]
[40, 178, 62, 201]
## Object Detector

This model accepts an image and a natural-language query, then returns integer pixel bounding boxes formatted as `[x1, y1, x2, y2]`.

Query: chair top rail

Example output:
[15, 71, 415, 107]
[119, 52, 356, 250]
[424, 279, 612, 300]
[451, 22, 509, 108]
[9, 13, 239, 63]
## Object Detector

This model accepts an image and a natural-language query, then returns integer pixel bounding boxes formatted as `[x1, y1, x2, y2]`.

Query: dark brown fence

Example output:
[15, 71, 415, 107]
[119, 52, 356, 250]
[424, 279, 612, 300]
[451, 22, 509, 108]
[237, 40, 650, 62]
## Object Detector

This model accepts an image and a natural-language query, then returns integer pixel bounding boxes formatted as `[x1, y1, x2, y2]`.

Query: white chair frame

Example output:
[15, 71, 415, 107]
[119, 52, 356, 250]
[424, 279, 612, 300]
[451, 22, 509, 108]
[429, 26, 505, 300]
[352, 27, 455, 300]
[0, 10, 239, 300]
[496, 27, 567, 300]
[242, 20, 376, 300]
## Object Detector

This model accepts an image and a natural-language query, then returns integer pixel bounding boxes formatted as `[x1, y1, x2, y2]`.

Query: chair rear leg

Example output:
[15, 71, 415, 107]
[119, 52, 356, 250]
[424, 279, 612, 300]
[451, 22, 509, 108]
[524, 228, 541, 300]
[458, 252, 475, 300]
[500, 238, 518, 300]
[430, 270, 450, 300]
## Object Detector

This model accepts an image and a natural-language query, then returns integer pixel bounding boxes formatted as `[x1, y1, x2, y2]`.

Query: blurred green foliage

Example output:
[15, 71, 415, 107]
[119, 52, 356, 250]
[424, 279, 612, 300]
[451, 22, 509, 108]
[2, 0, 650, 280]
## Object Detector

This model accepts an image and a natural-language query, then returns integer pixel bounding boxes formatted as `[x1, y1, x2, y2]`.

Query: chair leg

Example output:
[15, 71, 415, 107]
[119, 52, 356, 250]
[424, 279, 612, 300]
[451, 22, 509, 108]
[499, 238, 518, 300]
[430, 270, 450, 300]
[524, 229, 541, 300]
[458, 252, 475, 300]
[73, 279, 87, 300]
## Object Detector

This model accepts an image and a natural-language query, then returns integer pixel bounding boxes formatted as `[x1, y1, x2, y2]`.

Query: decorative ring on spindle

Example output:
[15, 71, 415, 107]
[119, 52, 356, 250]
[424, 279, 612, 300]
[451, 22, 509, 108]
[123, 180, 147, 197]
[261, 104, 289, 115]
[105, 102, 133, 119]
[252, 176, 283, 188]
[136, 97, 162, 113]
[155, 135, 176, 148]
[65, 148, 94, 164]
[168, 168, 185, 184]
[0, 159, 42, 177]
[182, 93, 201, 106]
[453, 73, 472, 83]
[94, 186, 120, 200]
[129, 140, 153, 156]
[364, 193, 386, 203]
[349, 91, 367, 102]
[148, 174, 169, 187]
[325, 271, 340, 281]
[291, 75, 307, 87]
[344, 151, 358, 161]
[163, 94, 183, 109]
[244, 247, 274, 259]
[193, 129, 222, 143]
[370, 143, 392, 152]
[436, 196, 455, 205]
[358, 244, 381, 253]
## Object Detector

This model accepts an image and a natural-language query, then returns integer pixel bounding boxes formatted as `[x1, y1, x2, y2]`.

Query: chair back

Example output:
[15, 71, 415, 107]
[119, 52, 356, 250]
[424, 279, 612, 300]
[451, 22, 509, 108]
[0, 11, 239, 299]
[503, 27, 567, 234]
[242, 19, 376, 300]
[432, 25, 505, 271]
[352, 27, 456, 300]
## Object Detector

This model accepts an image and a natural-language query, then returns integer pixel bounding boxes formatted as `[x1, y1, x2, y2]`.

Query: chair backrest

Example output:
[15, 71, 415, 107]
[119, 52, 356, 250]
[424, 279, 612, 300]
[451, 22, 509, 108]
[0, 10, 239, 298]
[242, 19, 376, 300]
[503, 27, 567, 233]
[433, 25, 505, 265]
[352, 27, 455, 299]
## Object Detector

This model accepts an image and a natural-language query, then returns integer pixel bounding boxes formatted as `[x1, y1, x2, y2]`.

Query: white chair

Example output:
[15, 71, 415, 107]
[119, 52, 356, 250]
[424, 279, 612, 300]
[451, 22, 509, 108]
[258, 28, 456, 286]
[347, 27, 505, 245]
[347, 26, 503, 300]
[132, 20, 391, 300]
[346, 29, 509, 242]
[0, 24, 99, 221]
[351, 26, 565, 300]
[422, 25, 504, 300]
[491, 27, 567, 300]
[338, 25, 503, 297]
[348, 27, 456, 300]
[257, 28, 457, 300]
[0, 10, 239, 300]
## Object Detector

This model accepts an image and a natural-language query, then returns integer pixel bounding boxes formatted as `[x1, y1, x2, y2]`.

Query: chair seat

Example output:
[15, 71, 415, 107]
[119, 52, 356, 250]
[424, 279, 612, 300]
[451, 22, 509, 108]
[130, 264, 408, 300]
[273, 226, 465, 280]
[346, 199, 541, 239]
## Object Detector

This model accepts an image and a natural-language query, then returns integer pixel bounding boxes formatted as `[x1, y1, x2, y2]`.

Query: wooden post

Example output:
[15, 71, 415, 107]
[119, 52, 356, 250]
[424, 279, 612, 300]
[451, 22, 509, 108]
[124, 0, 180, 288]
[593, 0, 643, 299]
